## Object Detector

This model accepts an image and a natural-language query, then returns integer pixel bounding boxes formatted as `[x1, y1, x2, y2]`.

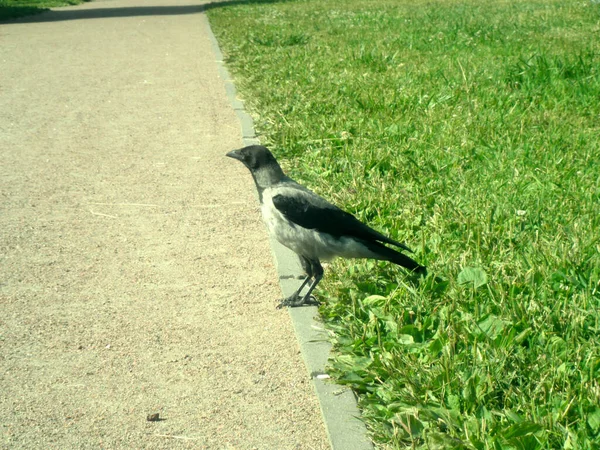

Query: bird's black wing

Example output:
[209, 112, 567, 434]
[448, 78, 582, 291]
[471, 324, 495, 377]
[272, 188, 413, 252]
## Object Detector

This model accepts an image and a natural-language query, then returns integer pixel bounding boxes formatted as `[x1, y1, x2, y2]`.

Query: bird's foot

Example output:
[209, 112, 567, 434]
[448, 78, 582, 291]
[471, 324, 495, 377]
[276, 294, 319, 309]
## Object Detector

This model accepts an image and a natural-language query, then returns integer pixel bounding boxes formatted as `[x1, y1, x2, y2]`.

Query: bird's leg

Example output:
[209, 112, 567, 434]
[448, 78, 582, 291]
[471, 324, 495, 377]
[277, 276, 312, 309]
[277, 257, 320, 308]
[299, 260, 323, 305]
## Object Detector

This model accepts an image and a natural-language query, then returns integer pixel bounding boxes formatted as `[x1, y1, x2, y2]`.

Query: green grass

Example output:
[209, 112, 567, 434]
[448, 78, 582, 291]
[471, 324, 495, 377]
[208, 0, 600, 448]
[0, 0, 87, 20]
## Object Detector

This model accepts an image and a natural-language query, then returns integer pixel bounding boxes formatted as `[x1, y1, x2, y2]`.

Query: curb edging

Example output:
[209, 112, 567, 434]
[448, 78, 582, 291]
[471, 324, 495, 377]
[202, 11, 373, 450]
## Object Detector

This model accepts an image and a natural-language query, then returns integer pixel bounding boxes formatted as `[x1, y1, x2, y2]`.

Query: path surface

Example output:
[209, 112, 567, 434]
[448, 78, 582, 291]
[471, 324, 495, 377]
[0, 1, 329, 448]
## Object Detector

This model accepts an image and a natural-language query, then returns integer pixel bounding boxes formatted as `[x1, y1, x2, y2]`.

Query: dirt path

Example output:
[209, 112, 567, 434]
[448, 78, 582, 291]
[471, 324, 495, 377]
[0, 1, 328, 448]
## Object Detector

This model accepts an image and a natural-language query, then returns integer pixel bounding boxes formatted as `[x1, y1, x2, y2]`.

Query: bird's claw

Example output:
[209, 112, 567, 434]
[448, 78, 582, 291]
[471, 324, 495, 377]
[276, 294, 319, 309]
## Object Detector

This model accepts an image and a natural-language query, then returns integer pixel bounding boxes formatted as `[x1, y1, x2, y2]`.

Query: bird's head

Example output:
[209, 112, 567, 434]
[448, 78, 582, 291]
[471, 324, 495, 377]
[226, 145, 285, 191]
[226, 145, 280, 171]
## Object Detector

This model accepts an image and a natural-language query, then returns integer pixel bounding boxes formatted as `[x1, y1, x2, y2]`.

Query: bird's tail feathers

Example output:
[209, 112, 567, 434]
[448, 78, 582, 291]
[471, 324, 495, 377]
[365, 241, 427, 276]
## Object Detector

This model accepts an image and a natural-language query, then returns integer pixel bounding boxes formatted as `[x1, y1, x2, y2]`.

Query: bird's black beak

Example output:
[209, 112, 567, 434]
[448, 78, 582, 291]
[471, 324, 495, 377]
[226, 149, 243, 161]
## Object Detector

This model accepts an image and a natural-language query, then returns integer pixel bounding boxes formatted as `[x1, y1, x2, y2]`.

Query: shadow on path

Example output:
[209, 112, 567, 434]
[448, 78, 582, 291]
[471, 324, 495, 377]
[0, 0, 286, 24]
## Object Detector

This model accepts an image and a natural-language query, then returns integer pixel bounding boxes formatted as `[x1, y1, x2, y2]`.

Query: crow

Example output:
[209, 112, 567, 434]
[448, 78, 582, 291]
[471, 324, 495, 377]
[226, 145, 426, 308]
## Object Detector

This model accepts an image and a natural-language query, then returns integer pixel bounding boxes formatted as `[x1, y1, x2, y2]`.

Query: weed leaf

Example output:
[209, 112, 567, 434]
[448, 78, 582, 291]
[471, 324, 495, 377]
[587, 408, 600, 433]
[457, 267, 488, 289]
[475, 314, 508, 340]
[362, 295, 387, 306]
[504, 421, 543, 439]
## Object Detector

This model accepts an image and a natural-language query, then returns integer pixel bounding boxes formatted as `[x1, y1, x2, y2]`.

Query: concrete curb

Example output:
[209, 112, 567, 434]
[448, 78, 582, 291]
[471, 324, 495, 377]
[201, 11, 373, 450]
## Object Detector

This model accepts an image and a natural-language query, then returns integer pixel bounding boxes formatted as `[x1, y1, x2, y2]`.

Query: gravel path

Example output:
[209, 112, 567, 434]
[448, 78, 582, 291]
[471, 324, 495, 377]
[0, 1, 328, 448]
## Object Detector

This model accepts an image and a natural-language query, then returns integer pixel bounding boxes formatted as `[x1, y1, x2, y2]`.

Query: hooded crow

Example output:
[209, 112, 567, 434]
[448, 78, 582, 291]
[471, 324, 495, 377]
[226, 145, 426, 308]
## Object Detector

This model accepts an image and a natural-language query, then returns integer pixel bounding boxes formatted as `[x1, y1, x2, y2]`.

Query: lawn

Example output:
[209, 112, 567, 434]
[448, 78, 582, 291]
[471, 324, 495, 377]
[0, 0, 87, 20]
[207, 0, 600, 448]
